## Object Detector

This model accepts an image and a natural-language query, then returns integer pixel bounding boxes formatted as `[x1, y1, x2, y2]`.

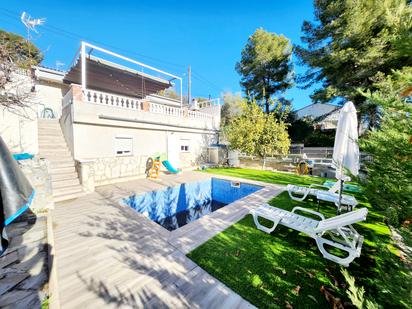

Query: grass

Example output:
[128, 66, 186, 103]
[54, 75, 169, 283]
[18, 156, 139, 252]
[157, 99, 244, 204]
[189, 168, 411, 308]
[202, 167, 327, 187]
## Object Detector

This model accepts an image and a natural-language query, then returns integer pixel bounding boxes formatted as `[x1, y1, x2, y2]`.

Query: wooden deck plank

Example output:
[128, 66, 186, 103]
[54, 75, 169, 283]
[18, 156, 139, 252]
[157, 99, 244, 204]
[52, 172, 280, 308]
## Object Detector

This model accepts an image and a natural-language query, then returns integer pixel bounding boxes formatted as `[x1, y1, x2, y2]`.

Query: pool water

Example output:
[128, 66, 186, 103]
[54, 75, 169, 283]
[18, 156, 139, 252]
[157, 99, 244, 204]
[122, 178, 262, 231]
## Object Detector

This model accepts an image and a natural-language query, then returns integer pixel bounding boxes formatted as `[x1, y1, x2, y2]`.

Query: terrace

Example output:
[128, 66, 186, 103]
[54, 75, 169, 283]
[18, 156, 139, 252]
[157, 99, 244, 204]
[60, 42, 221, 132]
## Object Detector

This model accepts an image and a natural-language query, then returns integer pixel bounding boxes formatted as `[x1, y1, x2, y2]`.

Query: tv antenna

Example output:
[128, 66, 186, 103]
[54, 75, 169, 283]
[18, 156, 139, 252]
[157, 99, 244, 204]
[21, 12, 46, 64]
[21, 12, 46, 34]
[55, 61, 65, 71]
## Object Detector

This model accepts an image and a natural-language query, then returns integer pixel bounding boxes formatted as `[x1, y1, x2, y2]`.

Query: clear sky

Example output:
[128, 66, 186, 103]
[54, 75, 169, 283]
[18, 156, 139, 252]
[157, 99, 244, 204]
[1, 0, 317, 110]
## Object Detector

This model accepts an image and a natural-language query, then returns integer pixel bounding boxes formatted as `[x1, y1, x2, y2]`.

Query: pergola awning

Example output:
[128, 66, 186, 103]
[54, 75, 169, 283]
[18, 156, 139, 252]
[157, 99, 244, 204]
[64, 55, 172, 99]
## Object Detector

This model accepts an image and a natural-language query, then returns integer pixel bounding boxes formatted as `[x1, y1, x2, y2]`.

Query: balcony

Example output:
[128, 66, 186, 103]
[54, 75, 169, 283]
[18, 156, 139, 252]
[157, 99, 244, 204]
[62, 85, 221, 131]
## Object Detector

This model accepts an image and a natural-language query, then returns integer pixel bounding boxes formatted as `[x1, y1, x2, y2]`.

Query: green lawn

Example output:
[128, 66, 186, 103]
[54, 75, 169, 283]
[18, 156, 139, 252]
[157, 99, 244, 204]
[189, 168, 411, 308]
[202, 167, 327, 187]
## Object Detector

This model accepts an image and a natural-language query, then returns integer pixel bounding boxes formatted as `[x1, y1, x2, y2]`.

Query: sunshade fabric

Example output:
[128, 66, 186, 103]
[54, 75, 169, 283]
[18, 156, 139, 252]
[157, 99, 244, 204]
[332, 101, 360, 180]
[0, 136, 34, 256]
[64, 56, 172, 98]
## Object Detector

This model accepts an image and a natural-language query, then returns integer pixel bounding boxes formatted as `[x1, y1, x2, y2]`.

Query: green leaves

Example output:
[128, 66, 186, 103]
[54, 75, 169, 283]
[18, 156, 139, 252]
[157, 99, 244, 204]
[296, 0, 412, 111]
[236, 28, 294, 113]
[360, 67, 412, 225]
[224, 101, 290, 159]
[0, 29, 43, 68]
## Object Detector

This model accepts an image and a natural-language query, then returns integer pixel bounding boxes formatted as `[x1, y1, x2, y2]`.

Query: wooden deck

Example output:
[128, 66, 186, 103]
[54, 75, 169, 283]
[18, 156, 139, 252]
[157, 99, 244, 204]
[51, 172, 283, 308]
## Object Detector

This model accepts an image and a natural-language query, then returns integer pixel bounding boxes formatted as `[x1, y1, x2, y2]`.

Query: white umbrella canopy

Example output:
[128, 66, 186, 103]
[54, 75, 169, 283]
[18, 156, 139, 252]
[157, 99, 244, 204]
[332, 101, 360, 181]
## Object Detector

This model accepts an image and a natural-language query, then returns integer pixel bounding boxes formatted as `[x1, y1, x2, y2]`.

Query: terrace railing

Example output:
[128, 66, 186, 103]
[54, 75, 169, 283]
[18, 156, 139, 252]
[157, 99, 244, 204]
[72, 86, 220, 129]
[188, 110, 214, 121]
[83, 89, 144, 111]
[149, 102, 184, 117]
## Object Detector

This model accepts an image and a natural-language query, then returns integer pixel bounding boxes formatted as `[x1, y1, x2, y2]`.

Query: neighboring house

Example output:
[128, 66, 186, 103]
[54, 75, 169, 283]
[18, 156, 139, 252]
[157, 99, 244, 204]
[0, 41, 221, 201]
[295, 102, 341, 130]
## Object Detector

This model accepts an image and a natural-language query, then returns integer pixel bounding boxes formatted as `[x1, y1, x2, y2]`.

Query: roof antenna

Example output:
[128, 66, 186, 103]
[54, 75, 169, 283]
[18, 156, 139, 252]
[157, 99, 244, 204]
[56, 60, 65, 71]
[21, 12, 46, 65]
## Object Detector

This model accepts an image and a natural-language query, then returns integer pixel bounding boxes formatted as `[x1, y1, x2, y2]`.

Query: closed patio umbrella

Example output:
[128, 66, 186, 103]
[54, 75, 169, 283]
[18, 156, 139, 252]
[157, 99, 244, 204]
[332, 101, 360, 211]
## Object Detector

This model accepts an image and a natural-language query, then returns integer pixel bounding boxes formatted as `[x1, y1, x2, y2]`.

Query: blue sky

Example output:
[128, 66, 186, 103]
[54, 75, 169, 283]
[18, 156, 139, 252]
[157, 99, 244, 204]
[1, 0, 317, 110]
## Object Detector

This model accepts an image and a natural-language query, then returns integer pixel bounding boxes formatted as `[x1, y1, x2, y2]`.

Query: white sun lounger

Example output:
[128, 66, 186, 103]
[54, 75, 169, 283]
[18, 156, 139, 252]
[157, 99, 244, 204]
[286, 184, 358, 210]
[250, 205, 368, 266]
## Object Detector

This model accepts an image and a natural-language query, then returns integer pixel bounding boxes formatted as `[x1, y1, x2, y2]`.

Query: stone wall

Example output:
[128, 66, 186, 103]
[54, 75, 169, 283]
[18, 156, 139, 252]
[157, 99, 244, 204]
[76, 153, 204, 189]
[19, 158, 54, 212]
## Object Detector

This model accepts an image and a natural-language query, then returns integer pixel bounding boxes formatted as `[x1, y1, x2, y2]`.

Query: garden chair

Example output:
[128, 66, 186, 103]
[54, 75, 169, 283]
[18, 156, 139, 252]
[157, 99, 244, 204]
[286, 183, 358, 210]
[250, 205, 368, 266]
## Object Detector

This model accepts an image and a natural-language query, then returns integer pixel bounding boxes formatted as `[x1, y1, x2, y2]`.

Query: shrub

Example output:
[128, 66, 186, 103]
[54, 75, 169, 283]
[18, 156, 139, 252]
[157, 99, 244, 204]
[360, 68, 412, 225]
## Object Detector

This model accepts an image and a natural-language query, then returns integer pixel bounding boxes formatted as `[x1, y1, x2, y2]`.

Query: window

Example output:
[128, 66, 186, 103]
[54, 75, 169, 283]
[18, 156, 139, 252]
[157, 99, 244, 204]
[180, 139, 190, 152]
[115, 136, 133, 156]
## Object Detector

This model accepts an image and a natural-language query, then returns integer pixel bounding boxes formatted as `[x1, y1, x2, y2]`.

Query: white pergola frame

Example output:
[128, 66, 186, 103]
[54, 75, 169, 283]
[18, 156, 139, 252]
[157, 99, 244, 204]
[80, 41, 183, 107]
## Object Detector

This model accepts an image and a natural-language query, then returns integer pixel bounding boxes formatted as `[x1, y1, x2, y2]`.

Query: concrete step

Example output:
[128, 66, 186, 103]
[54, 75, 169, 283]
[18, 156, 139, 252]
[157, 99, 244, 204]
[49, 161, 75, 169]
[38, 129, 64, 135]
[54, 190, 87, 203]
[38, 119, 59, 123]
[38, 141, 68, 147]
[38, 130, 64, 135]
[39, 145, 69, 152]
[51, 172, 79, 181]
[52, 178, 80, 189]
[37, 120, 60, 125]
[38, 155, 73, 163]
[39, 136, 67, 145]
[39, 149, 71, 156]
[50, 166, 76, 174]
[53, 185, 85, 202]
[38, 124, 60, 129]
[53, 184, 83, 196]
[47, 157, 75, 164]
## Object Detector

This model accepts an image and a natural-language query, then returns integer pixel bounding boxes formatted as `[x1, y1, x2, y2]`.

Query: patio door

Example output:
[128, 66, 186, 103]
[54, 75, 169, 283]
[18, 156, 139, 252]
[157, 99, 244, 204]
[167, 132, 180, 168]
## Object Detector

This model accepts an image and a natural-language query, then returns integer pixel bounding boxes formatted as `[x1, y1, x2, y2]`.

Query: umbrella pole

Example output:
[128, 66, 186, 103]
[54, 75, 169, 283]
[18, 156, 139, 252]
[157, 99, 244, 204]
[338, 178, 343, 214]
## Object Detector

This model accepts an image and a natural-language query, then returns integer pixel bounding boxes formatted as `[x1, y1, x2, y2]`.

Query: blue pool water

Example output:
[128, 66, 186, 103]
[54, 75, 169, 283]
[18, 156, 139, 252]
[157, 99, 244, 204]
[122, 178, 262, 231]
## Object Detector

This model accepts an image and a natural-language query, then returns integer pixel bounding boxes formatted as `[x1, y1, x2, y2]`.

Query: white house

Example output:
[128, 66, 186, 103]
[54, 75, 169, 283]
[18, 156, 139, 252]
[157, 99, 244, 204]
[0, 41, 221, 202]
[295, 102, 341, 130]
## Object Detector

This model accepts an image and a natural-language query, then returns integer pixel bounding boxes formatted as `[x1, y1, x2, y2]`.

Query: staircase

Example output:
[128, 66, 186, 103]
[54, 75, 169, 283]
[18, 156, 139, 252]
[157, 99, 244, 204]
[37, 119, 85, 202]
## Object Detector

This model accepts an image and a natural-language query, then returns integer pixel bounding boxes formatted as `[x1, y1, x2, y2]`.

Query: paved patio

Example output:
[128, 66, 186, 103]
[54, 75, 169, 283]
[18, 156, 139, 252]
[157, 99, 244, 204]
[51, 171, 283, 308]
[0, 213, 49, 308]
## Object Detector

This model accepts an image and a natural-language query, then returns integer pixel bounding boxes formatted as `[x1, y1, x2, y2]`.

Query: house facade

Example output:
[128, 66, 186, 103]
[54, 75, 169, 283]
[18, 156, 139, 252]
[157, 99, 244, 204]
[1, 42, 221, 201]
[295, 102, 340, 130]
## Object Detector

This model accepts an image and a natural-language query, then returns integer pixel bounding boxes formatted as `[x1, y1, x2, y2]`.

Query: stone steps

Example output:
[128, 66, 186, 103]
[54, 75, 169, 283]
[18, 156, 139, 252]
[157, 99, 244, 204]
[52, 178, 80, 190]
[53, 186, 86, 203]
[50, 166, 76, 174]
[51, 172, 79, 181]
[37, 119, 84, 203]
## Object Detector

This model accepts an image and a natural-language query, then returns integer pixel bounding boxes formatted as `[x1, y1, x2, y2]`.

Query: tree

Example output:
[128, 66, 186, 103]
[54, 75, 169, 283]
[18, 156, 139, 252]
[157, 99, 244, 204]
[236, 28, 294, 113]
[220, 91, 245, 127]
[0, 30, 42, 111]
[225, 101, 290, 167]
[360, 67, 412, 226]
[0, 30, 42, 67]
[295, 0, 412, 121]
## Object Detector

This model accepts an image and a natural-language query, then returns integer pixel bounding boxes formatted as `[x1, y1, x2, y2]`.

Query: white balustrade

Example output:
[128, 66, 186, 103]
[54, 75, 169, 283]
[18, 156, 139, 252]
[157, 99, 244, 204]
[79, 87, 219, 128]
[83, 89, 144, 111]
[149, 102, 184, 117]
[188, 110, 214, 121]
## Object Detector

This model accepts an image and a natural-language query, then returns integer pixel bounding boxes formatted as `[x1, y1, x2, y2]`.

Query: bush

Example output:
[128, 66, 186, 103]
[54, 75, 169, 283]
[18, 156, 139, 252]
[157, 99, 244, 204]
[360, 68, 412, 226]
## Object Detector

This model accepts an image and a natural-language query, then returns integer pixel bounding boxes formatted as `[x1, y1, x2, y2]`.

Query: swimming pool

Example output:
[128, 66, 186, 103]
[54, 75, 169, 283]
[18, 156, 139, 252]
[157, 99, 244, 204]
[122, 178, 262, 231]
